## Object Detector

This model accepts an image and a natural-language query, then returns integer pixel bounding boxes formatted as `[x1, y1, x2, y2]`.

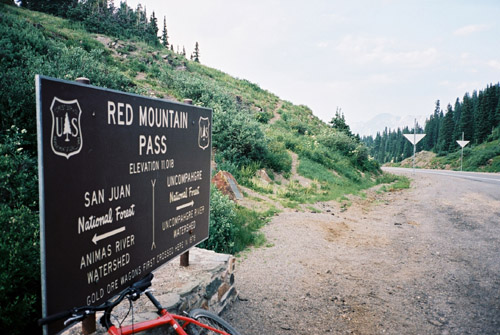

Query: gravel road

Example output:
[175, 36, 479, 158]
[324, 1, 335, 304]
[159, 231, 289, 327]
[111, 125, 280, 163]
[222, 170, 500, 334]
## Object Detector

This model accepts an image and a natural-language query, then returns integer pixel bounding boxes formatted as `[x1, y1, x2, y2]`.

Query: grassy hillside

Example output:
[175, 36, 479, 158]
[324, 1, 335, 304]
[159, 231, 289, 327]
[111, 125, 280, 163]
[0, 3, 382, 198]
[432, 136, 500, 172]
[0, 4, 405, 334]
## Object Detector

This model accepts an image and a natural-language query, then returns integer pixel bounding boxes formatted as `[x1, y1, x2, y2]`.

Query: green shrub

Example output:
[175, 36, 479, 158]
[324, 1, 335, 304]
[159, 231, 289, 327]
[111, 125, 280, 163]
[265, 139, 292, 173]
[255, 109, 273, 123]
[199, 186, 270, 254]
[375, 173, 399, 184]
[212, 109, 269, 168]
[237, 163, 260, 184]
[0, 8, 135, 148]
[379, 175, 411, 192]
[465, 145, 500, 170]
[199, 186, 236, 254]
[0, 126, 40, 335]
[317, 130, 356, 156]
[213, 155, 240, 178]
[232, 206, 267, 252]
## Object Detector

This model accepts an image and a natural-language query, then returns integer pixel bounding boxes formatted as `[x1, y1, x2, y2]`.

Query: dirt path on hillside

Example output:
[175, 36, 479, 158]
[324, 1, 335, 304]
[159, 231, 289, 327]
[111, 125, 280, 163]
[269, 101, 283, 124]
[222, 170, 500, 334]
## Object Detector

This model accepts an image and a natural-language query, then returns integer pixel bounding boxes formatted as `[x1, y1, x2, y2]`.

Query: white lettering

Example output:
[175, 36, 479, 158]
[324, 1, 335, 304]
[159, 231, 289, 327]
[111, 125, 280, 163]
[84, 189, 105, 207]
[78, 208, 113, 234]
[139, 135, 167, 155]
[138, 106, 188, 129]
[108, 101, 133, 125]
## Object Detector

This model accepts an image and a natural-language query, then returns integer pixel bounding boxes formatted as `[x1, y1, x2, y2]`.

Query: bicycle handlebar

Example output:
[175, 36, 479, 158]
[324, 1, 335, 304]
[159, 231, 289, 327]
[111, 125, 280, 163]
[38, 272, 155, 328]
[131, 272, 153, 292]
[38, 309, 73, 326]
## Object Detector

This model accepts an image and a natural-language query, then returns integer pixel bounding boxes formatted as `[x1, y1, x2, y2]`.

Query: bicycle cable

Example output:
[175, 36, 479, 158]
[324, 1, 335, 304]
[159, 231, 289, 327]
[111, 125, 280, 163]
[109, 296, 134, 335]
[129, 295, 135, 335]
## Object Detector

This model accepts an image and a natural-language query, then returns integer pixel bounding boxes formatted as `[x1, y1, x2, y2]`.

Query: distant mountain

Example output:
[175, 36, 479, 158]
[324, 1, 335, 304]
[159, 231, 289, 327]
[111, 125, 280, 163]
[351, 113, 427, 137]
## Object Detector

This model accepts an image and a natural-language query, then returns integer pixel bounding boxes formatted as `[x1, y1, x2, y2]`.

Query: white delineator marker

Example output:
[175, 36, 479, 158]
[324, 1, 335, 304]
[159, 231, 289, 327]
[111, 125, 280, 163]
[403, 119, 426, 173]
[456, 132, 470, 171]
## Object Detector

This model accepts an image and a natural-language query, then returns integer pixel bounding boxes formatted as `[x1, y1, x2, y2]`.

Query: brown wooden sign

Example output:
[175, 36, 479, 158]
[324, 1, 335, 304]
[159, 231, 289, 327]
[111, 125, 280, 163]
[36, 75, 212, 334]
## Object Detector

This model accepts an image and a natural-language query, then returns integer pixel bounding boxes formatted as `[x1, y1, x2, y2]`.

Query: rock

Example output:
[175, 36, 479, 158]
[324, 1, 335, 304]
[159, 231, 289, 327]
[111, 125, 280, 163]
[428, 319, 443, 326]
[211, 171, 243, 201]
[256, 169, 272, 184]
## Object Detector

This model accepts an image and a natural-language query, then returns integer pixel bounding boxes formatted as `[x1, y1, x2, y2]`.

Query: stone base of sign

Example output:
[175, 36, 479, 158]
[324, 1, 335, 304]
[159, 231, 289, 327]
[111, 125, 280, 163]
[66, 248, 237, 335]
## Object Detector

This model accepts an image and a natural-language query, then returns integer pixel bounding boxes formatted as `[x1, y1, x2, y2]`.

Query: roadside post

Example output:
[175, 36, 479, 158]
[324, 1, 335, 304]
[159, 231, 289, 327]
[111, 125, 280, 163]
[456, 132, 470, 172]
[36, 75, 212, 335]
[73, 77, 96, 335]
[180, 98, 193, 267]
[403, 119, 426, 173]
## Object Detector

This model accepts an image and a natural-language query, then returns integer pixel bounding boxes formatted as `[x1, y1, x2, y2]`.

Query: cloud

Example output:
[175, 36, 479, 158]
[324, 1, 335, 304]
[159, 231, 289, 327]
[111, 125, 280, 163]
[335, 35, 438, 68]
[365, 74, 398, 85]
[487, 60, 500, 70]
[454, 24, 489, 36]
[316, 41, 329, 49]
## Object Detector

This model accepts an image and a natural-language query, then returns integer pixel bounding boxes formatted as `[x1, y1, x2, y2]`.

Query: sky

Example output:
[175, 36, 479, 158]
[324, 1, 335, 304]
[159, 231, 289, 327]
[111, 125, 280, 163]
[125, 0, 500, 134]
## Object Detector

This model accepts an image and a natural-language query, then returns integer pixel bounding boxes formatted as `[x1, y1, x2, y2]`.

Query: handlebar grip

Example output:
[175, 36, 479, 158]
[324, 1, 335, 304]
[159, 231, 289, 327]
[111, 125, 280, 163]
[131, 272, 154, 291]
[38, 310, 73, 326]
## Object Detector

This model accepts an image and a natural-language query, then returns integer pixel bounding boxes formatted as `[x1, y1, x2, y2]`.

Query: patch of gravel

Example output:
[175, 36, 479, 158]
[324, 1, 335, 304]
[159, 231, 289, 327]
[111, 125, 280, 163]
[222, 171, 500, 334]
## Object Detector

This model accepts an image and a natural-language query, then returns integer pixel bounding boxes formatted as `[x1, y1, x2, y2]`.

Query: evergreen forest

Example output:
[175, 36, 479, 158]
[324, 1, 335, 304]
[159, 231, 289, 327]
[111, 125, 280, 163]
[363, 83, 500, 171]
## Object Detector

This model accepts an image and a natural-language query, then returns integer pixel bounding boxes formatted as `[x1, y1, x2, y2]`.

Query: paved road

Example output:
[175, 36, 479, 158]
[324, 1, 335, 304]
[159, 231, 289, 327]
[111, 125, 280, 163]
[384, 167, 500, 185]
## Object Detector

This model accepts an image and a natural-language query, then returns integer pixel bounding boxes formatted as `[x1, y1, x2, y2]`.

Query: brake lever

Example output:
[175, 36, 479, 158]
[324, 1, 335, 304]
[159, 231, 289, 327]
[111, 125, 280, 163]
[63, 310, 92, 326]
[63, 314, 85, 326]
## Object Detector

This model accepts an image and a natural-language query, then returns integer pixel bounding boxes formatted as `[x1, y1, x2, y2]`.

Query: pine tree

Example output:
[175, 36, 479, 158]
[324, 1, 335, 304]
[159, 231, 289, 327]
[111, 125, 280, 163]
[453, 97, 462, 141]
[474, 90, 489, 143]
[459, 93, 474, 143]
[149, 11, 158, 38]
[329, 107, 353, 137]
[161, 16, 169, 48]
[424, 100, 441, 151]
[373, 132, 382, 161]
[496, 99, 500, 127]
[193, 42, 200, 62]
[438, 104, 455, 153]
[486, 84, 500, 129]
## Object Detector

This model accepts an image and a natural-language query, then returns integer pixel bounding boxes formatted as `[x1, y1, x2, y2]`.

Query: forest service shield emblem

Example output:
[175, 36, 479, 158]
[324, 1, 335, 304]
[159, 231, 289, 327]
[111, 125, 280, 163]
[198, 116, 210, 150]
[50, 97, 83, 159]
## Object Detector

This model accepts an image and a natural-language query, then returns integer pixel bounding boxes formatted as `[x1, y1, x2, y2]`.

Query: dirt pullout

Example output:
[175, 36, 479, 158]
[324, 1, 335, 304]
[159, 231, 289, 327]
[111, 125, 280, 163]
[223, 171, 500, 334]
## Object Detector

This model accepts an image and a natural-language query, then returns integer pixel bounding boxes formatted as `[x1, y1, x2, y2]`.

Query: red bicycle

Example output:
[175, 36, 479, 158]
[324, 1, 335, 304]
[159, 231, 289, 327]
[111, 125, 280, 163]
[38, 273, 241, 335]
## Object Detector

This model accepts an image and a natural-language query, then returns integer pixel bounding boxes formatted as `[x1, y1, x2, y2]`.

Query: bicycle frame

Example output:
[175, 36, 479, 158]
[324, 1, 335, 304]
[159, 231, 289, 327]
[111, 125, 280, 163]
[39, 273, 234, 335]
[102, 290, 230, 335]
[106, 309, 230, 335]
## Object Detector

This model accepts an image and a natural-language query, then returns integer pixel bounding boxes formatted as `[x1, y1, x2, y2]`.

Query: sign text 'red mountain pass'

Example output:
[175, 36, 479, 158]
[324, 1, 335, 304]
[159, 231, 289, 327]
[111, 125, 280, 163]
[36, 76, 212, 334]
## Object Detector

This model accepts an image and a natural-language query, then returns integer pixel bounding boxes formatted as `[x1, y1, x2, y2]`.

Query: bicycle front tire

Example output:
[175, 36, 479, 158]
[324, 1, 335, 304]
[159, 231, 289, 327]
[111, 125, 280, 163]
[186, 309, 241, 335]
